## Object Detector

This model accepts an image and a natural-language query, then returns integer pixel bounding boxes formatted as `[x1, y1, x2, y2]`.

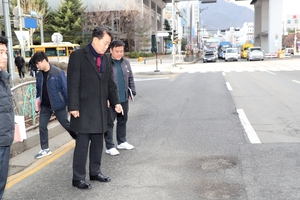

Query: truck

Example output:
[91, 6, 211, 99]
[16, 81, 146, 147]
[241, 43, 254, 59]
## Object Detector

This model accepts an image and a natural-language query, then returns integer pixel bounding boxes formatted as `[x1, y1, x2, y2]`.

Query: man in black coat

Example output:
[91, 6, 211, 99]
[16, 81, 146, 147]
[0, 36, 14, 199]
[67, 27, 123, 189]
[14, 52, 25, 78]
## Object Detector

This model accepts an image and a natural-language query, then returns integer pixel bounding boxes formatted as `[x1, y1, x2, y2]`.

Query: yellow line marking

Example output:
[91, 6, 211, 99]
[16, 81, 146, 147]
[5, 140, 75, 190]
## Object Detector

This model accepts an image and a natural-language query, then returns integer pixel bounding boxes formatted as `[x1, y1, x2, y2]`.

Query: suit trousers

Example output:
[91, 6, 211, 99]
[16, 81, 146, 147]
[73, 133, 103, 180]
[105, 101, 128, 150]
[39, 106, 72, 150]
[0, 146, 10, 199]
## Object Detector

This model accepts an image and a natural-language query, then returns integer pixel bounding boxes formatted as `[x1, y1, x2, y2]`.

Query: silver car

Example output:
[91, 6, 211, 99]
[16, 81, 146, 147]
[247, 47, 264, 61]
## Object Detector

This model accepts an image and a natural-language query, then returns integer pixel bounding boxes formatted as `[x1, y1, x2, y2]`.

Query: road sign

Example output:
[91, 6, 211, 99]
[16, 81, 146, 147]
[30, 10, 37, 17]
[51, 32, 63, 43]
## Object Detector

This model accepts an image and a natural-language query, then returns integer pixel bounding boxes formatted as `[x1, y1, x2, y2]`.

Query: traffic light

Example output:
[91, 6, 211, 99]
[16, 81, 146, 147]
[151, 34, 157, 53]
[172, 30, 178, 44]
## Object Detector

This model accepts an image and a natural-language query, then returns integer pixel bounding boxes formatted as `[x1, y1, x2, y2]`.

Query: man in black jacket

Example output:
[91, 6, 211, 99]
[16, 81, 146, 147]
[14, 52, 25, 78]
[0, 36, 14, 199]
[105, 40, 136, 156]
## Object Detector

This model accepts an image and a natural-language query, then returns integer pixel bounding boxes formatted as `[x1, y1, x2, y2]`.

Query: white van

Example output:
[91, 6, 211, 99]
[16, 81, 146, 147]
[225, 48, 239, 62]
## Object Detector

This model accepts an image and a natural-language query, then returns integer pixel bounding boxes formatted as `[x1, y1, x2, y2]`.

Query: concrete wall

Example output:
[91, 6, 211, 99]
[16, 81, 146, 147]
[253, 0, 283, 53]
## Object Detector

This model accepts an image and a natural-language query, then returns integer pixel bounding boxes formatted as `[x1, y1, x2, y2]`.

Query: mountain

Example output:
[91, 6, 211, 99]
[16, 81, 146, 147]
[200, 0, 254, 32]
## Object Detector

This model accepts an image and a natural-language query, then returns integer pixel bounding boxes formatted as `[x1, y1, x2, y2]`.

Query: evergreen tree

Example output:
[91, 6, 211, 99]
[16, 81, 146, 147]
[49, 0, 86, 44]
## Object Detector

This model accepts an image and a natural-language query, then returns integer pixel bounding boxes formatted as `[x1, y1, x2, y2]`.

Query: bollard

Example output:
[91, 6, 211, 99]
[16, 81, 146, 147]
[160, 57, 162, 64]
[143, 58, 146, 64]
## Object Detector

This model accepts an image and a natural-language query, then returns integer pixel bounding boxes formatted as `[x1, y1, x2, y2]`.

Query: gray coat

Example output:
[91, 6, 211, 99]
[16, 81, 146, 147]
[0, 70, 14, 146]
[110, 57, 136, 99]
[67, 45, 120, 133]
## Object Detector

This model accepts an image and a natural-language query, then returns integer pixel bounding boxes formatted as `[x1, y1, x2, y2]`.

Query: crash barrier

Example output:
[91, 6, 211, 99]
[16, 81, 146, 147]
[11, 81, 56, 131]
[264, 52, 277, 58]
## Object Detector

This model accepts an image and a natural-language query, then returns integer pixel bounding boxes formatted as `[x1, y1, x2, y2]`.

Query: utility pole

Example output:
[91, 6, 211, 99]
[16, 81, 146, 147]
[2, 0, 16, 80]
[17, 0, 25, 58]
[172, 0, 176, 67]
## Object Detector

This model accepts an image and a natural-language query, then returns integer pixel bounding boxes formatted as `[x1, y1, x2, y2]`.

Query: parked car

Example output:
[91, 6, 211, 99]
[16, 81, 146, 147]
[247, 47, 264, 61]
[225, 48, 239, 61]
[203, 51, 217, 63]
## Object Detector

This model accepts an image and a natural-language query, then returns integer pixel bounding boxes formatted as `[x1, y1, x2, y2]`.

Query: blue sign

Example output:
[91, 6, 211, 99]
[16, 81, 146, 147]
[24, 18, 37, 28]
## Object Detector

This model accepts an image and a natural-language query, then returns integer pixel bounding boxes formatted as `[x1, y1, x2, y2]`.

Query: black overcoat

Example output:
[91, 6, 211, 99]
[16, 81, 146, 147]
[67, 45, 120, 133]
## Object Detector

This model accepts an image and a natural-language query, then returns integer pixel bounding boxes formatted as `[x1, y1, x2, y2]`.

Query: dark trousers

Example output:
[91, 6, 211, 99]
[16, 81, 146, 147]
[39, 106, 73, 150]
[17, 66, 24, 78]
[73, 133, 103, 180]
[105, 101, 128, 150]
[0, 146, 10, 199]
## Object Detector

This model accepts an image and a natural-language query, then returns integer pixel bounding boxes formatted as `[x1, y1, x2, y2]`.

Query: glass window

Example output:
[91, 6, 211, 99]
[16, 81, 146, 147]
[287, 20, 291, 24]
[45, 47, 66, 56]
[295, 19, 298, 23]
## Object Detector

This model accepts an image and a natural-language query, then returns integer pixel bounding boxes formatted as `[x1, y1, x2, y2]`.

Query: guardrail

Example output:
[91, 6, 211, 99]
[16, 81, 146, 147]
[11, 80, 40, 131]
[264, 52, 277, 58]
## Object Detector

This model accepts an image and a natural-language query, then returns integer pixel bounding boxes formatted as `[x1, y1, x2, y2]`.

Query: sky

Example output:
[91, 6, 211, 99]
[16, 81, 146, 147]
[232, 0, 300, 16]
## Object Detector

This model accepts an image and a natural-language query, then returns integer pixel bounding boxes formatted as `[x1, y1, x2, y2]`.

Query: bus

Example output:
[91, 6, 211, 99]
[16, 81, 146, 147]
[218, 41, 232, 59]
[240, 43, 254, 59]
[13, 42, 81, 63]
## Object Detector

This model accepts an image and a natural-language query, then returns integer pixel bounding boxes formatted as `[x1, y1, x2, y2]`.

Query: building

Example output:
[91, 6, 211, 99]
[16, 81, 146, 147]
[48, 0, 166, 52]
[285, 15, 300, 32]
[240, 22, 254, 43]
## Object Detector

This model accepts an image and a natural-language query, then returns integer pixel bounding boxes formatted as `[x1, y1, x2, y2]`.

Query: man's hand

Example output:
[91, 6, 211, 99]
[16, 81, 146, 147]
[70, 110, 80, 118]
[115, 104, 123, 115]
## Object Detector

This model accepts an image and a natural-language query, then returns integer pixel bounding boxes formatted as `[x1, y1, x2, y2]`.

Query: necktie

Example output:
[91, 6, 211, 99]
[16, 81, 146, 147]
[96, 57, 101, 72]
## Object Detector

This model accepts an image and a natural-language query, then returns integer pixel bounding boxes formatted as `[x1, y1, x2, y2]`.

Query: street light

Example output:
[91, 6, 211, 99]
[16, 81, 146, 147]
[198, 7, 208, 49]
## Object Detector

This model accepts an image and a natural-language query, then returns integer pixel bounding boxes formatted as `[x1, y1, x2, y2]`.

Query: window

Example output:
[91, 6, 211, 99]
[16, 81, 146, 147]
[295, 19, 299, 24]
[287, 20, 291, 24]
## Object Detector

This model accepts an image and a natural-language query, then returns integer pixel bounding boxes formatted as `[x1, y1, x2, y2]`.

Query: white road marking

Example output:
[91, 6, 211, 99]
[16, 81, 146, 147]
[237, 109, 261, 144]
[226, 82, 232, 91]
[292, 80, 300, 84]
[222, 72, 226, 76]
[135, 78, 170, 81]
[266, 70, 276, 75]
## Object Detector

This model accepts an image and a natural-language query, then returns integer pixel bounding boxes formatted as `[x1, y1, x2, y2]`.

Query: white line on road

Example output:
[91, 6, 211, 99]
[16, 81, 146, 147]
[222, 72, 226, 76]
[135, 78, 170, 82]
[292, 80, 300, 84]
[226, 82, 232, 90]
[266, 70, 276, 75]
[237, 109, 261, 144]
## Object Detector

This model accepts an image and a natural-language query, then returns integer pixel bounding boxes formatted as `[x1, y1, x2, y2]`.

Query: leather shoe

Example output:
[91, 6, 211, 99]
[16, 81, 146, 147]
[90, 173, 111, 182]
[72, 179, 91, 189]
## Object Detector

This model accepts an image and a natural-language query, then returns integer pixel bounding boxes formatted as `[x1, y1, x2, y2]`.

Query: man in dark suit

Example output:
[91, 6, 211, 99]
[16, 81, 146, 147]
[67, 27, 123, 189]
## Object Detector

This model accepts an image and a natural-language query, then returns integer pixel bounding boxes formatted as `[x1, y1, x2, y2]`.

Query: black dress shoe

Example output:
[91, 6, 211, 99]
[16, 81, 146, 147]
[72, 179, 91, 189]
[90, 174, 111, 182]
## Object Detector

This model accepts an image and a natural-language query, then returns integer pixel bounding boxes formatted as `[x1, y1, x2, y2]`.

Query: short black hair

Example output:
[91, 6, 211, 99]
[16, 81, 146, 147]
[110, 40, 125, 49]
[31, 51, 48, 64]
[0, 36, 8, 47]
[92, 26, 112, 40]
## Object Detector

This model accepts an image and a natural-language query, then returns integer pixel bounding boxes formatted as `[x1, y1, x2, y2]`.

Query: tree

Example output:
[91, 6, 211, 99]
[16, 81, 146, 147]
[48, 0, 86, 44]
[83, 3, 111, 45]
[283, 33, 300, 48]
[10, 0, 51, 45]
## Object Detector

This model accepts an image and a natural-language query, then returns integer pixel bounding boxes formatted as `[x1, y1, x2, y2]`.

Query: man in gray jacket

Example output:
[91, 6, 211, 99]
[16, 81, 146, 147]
[0, 36, 14, 199]
[105, 40, 136, 156]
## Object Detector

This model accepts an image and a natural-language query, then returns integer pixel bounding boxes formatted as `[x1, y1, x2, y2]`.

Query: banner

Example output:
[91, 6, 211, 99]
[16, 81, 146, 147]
[14, 31, 30, 51]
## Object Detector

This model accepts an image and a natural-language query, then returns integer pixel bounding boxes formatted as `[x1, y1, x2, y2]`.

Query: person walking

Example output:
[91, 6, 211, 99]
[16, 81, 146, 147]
[28, 56, 38, 77]
[32, 51, 77, 159]
[0, 36, 14, 199]
[67, 27, 123, 190]
[14, 52, 25, 78]
[105, 40, 136, 156]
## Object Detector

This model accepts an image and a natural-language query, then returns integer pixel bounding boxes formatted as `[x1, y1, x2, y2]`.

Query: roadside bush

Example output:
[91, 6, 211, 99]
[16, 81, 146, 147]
[128, 52, 139, 58]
